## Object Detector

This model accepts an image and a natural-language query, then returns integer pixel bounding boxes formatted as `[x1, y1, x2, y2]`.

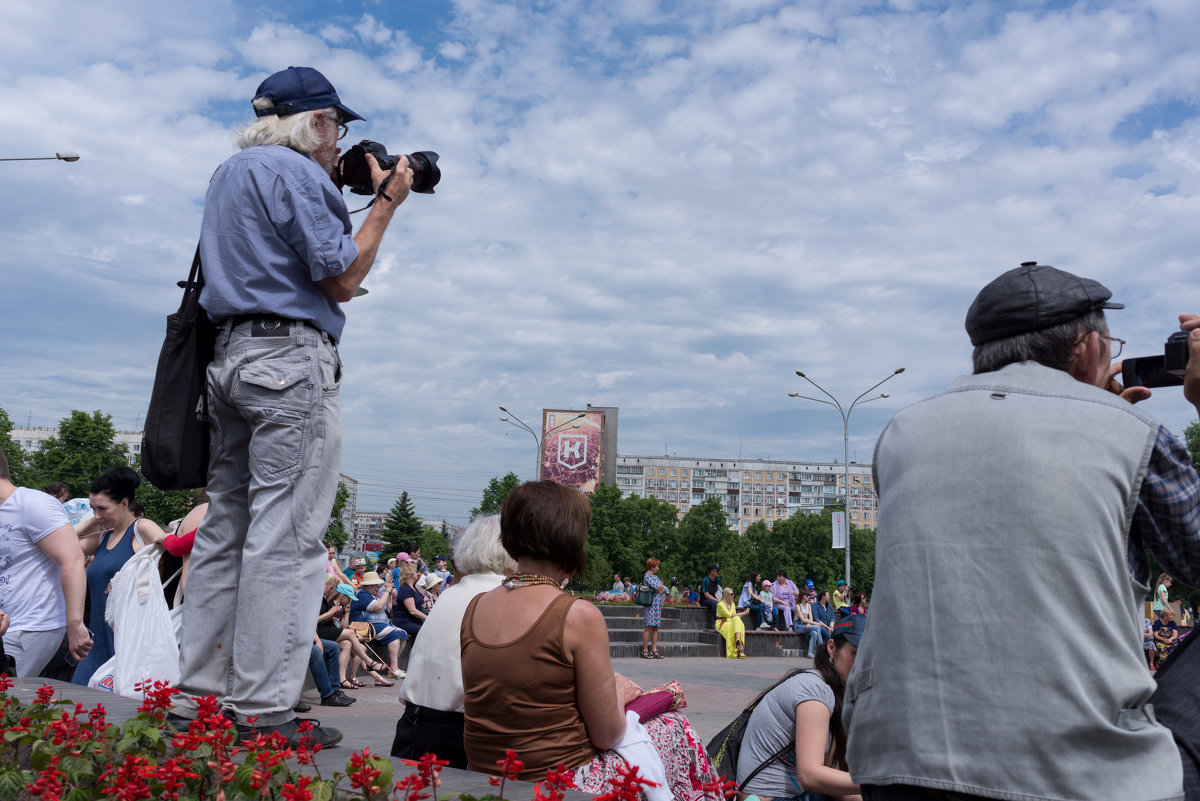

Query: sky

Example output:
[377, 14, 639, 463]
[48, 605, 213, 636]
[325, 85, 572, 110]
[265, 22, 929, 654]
[3, 0, 1200, 524]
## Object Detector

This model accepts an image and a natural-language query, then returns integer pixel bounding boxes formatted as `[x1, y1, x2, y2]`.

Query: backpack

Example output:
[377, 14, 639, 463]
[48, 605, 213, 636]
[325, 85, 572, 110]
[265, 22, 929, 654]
[706, 689, 794, 791]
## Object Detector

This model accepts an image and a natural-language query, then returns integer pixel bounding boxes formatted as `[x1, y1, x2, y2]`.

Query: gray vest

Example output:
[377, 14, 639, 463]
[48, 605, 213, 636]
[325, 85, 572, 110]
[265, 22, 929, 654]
[844, 362, 1182, 801]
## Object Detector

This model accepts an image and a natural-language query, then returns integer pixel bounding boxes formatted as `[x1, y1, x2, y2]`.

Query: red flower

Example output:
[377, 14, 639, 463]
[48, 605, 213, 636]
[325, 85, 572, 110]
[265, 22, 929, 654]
[135, 679, 178, 720]
[154, 756, 200, 800]
[394, 773, 431, 801]
[33, 684, 56, 705]
[497, 749, 525, 781]
[99, 754, 154, 801]
[416, 752, 448, 785]
[281, 775, 315, 801]
[700, 776, 739, 798]
[0, 672, 13, 692]
[535, 764, 576, 801]
[26, 754, 65, 801]
[348, 748, 383, 794]
[592, 760, 659, 801]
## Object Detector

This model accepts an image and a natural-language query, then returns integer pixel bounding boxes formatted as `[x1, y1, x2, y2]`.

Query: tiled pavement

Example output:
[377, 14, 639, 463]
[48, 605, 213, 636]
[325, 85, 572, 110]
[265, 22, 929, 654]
[10, 654, 808, 799]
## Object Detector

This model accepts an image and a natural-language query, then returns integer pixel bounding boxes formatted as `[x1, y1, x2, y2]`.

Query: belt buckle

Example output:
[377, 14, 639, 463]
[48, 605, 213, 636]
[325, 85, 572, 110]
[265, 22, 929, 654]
[250, 318, 287, 337]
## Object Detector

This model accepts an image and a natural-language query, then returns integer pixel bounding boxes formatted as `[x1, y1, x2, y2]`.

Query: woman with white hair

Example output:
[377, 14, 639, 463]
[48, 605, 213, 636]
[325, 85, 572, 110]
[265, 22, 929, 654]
[392, 515, 516, 768]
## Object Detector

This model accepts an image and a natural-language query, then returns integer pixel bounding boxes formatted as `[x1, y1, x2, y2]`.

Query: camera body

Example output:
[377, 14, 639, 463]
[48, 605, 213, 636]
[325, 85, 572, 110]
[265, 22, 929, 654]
[1121, 331, 1189, 388]
[337, 140, 440, 196]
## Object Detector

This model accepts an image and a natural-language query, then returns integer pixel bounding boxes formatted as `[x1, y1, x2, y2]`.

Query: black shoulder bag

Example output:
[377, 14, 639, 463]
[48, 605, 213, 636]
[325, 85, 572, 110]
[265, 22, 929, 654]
[141, 246, 217, 490]
[706, 694, 795, 792]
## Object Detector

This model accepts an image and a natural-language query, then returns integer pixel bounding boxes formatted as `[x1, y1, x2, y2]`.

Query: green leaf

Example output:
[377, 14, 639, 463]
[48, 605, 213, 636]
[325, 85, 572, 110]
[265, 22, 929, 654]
[28, 743, 52, 771]
[0, 768, 30, 801]
[60, 755, 95, 778]
[233, 762, 256, 793]
[310, 780, 335, 801]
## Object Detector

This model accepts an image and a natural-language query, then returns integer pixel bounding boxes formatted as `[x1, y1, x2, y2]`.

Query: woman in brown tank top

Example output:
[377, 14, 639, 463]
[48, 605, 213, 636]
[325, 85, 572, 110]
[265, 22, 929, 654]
[460, 480, 723, 800]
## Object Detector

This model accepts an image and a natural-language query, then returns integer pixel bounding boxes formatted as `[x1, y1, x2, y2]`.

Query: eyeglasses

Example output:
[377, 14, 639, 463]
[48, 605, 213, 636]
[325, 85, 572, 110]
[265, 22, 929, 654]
[1074, 331, 1125, 360]
[336, 122, 349, 141]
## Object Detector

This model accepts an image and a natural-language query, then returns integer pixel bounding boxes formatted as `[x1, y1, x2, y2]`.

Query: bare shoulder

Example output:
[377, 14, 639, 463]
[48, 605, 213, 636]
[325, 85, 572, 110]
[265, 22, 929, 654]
[565, 596, 605, 627]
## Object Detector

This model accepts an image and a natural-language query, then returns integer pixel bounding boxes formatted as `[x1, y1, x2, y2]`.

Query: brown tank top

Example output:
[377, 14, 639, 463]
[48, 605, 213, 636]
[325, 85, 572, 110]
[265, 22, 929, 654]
[460, 591, 596, 779]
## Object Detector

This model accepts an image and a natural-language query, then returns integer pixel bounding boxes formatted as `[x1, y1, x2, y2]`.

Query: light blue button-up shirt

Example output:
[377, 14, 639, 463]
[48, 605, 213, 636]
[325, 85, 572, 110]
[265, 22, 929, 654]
[199, 145, 358, 341]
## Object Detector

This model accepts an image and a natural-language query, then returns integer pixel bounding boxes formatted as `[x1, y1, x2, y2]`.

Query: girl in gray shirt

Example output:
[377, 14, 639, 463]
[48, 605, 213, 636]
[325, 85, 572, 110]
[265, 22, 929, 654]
[737, 615, 866, 800]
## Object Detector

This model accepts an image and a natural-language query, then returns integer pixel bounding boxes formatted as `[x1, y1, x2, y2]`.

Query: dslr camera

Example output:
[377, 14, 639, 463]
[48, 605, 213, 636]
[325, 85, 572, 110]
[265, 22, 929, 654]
[1122, 331, 1189, 388]
[337, 140, 441, 196]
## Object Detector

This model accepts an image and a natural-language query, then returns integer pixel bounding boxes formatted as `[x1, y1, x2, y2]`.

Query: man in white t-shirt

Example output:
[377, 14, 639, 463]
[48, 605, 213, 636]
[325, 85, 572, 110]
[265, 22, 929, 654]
[0, 452, 92, 675]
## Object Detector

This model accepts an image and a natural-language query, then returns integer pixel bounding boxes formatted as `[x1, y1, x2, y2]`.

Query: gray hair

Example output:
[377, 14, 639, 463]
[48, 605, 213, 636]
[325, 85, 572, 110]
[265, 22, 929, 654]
[972, 310, 1107, 375]
[450, 515, 516, 576]
[233, 98, 335, 154]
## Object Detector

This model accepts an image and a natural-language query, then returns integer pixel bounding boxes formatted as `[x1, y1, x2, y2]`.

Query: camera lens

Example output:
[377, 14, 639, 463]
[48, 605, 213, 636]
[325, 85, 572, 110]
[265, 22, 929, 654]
[407, 151, 441, 194]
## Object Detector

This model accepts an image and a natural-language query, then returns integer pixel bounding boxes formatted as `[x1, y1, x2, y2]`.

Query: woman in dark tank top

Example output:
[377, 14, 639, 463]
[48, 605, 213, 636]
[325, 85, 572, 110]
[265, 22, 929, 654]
[459, 480, 723, 800]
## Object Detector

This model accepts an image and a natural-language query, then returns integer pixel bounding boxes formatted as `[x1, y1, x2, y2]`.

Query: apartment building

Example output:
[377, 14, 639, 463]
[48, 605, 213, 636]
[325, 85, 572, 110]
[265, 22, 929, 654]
[12, 426, 143, 465]
[615, 454, 876, 531]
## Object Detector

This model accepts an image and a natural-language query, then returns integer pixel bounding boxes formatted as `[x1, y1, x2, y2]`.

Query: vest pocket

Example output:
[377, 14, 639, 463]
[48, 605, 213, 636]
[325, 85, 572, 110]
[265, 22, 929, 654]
[1116, 704, 1159, 731]
[847, 667, 872, 704]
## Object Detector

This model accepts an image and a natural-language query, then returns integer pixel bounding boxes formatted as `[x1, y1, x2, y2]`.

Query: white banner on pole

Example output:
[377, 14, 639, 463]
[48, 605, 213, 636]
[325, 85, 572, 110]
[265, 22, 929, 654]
[832, 511, 847, 549]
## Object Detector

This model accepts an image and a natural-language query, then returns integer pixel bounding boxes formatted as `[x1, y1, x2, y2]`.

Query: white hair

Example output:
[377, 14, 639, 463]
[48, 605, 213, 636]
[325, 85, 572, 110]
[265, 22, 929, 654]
[451, 515, 516, 576]
[233, 98, 336, 154]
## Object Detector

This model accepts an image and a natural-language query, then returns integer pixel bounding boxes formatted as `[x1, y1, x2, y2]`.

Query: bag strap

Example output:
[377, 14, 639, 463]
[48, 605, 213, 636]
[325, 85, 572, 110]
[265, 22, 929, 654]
[737, 739, 796, 793]
[179, 245, 204, 320]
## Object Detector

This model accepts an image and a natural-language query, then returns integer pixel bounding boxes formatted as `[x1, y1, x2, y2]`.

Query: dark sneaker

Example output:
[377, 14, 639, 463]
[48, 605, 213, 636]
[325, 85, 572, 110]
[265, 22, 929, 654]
[240, 718, 343, 748]
[163, 712, 194, 734]
[164, 710, 247, 737]
[294, 700, 312, 713]
[320, 691, 355, 707]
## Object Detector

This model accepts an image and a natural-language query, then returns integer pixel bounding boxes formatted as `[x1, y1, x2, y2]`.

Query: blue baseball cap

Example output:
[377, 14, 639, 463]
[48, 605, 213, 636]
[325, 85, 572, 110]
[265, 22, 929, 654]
[253, 66, 364, 123]
[335, 583, 357, 600]
[832, 614, 867, 646]
[804, 579, 815, 589]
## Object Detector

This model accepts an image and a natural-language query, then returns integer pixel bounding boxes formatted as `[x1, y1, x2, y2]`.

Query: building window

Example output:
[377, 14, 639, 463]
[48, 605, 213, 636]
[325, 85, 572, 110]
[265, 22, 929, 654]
[681, 469, 688, 477]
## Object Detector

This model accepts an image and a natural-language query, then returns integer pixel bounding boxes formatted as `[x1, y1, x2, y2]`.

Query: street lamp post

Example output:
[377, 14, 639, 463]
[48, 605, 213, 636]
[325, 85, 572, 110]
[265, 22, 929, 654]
[498, 407, 586, 480]
[0, 152, 80, 162]
[788, 367, 905, 588]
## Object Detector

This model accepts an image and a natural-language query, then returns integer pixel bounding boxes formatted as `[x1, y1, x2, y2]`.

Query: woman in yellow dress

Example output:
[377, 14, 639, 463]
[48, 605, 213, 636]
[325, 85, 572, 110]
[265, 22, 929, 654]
[716, 586, 748, 658]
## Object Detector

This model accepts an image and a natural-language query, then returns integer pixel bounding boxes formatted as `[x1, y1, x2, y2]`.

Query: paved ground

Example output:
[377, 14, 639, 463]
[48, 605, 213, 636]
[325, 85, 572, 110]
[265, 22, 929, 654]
[10, 654, 810, 799]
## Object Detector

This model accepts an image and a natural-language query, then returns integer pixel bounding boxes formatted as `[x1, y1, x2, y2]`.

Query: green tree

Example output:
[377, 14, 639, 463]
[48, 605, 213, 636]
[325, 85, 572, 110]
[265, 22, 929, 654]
[584, 484, 682, 591]
[470, 472, 522, 520]
[136, 480, 202, 528]
[324, 482, 350, 549]
[381, 491, 423, 564]
[29, 410, 130, 497]
[1184, 422, 1200, 471]
[414, 526, 451, 576]
[0, 407, 32, 487]
[676, 497, 734, 586]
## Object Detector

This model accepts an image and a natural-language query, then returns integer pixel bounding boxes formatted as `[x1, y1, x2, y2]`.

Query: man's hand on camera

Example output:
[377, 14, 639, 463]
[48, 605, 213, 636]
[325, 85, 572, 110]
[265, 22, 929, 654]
[366, 153, 413, 210]
[1179, 314, 1200, 412]
[1102, 362, 1151, 404]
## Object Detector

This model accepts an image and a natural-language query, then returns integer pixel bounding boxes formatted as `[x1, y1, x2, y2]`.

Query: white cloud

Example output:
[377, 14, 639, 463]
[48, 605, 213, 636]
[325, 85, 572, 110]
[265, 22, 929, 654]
[4, 0, 1200, 522]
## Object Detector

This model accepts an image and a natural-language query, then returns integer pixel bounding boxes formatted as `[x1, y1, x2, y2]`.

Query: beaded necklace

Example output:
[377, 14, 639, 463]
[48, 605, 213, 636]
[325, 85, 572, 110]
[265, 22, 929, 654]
[503, 572, 563, 590]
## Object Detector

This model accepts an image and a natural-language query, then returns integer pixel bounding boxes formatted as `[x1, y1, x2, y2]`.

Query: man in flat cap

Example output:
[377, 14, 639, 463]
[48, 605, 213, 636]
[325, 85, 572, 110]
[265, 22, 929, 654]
[845, 262, 1200, 801]
[171, 67, 412, 747]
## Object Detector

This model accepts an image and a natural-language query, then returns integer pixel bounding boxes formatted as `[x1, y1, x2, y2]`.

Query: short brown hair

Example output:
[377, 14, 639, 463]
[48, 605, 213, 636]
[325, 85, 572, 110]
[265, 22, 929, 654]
[0, 450, 9, 481]
[500, 480, 590, 576]
[645, 557, 661, 571]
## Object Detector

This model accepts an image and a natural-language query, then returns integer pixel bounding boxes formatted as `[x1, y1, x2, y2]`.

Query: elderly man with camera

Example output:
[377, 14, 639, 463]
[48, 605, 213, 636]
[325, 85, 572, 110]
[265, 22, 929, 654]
[169, 67, 411, 747]
[845, 262, 1200, 801]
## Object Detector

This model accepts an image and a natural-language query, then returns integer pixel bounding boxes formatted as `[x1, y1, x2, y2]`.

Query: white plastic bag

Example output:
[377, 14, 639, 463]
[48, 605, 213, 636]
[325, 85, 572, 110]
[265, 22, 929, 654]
[87, 544, 180, 697]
